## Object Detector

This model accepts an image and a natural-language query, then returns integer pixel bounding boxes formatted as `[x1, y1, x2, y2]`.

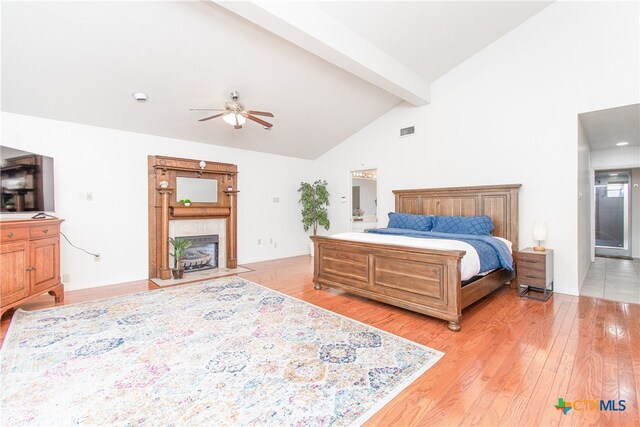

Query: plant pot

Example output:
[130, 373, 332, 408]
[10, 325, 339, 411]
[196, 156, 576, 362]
[183, 202, 191, 207]
[171, 268, 184, 279]
[309, 240, 314, 257]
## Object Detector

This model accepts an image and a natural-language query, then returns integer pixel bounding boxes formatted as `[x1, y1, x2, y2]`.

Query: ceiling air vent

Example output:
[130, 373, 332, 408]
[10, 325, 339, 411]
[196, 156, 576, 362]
[400, 126, 415, 137]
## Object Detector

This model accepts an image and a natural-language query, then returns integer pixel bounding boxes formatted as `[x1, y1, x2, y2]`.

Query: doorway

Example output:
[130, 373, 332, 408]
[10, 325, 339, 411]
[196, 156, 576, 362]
[594, 170, 631, 258]
[577, 103, 639, 304]
[351, 169, 378, 232]
[582, 168, 639, 303]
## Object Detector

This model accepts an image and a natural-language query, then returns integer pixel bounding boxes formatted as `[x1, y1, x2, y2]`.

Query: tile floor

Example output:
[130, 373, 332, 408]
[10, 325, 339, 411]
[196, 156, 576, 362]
[580, 257, 640, 304]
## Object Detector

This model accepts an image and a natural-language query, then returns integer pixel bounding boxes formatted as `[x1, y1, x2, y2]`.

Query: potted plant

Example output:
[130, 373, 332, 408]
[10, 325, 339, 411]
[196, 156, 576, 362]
[298, 180, 330, 257]
[169, 237, 192, 279]
[179, 199, 192, 207]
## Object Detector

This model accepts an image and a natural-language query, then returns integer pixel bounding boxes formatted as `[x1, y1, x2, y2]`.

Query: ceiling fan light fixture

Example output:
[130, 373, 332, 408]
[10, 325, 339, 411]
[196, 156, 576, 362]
[223, 113, 246, 126]
[193, 91, 273, 129]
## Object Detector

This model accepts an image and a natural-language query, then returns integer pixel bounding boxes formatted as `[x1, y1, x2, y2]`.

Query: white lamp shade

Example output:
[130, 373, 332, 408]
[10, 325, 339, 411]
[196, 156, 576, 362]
[533, 221, 547, 241]
[223, 113, 246, 126]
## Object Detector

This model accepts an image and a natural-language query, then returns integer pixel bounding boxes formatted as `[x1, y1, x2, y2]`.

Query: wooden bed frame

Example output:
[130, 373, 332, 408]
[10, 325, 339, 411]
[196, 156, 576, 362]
[311, 184, 521, 331]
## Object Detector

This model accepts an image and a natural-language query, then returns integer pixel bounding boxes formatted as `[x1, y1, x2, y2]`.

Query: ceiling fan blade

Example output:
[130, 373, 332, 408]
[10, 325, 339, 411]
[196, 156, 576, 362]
[198, 113, 225, 122]
[190, 108, 225, 111]
[246, 110, 274, 117]
[246, 114, 273, 128]
[234, 115, 242, 130]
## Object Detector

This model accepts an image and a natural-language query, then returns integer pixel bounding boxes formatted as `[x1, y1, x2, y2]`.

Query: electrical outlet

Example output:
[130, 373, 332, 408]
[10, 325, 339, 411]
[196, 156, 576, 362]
[86, 192, 93, 201]
[273, 197, 279, 203]
[62, 274, 70, 282]
[258, 238, 261, 245]
[269, 238, 273, 244]
[94, 254, 101, 262]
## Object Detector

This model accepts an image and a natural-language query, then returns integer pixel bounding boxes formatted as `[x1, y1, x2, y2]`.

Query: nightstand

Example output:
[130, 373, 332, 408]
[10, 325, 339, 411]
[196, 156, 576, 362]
[517, 247, 553, 301]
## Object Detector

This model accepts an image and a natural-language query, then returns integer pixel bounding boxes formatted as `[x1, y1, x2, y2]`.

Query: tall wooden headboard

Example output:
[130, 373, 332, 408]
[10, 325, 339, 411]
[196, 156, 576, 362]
[393, 184, 521, 250]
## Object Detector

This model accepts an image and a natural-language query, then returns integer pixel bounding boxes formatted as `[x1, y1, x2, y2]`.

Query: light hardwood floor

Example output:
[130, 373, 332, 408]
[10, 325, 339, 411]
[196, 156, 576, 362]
[1, 255, 639, 426]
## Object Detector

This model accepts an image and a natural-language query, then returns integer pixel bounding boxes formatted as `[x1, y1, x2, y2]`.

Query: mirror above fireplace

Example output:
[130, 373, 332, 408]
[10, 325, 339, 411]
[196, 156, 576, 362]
[176, 177, 218, 203]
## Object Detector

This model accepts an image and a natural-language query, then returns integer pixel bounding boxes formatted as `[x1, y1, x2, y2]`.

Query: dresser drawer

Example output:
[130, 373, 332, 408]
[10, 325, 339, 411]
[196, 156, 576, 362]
[518, 252, 546, 266]
[30, 224, 59, 239]
[0, 226, 29, 242]
[518, 271, 547, 287]
[518, 259, 545, 275]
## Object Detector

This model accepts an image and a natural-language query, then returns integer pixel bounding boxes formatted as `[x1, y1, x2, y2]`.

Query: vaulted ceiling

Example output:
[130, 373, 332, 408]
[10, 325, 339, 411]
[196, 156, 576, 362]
[1, 1, 552, 159]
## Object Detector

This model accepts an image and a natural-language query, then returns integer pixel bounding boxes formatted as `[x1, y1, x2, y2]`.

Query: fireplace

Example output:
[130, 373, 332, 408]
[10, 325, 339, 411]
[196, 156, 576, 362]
[177, 234, 219, 272]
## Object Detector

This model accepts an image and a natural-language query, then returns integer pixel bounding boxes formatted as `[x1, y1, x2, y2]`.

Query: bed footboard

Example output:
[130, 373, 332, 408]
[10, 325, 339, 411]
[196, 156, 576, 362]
[312, 236, 466, 331]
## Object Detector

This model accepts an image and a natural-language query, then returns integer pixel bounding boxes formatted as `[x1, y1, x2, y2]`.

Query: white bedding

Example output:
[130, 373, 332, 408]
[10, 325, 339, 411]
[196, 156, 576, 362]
[329, 232, 512, 281]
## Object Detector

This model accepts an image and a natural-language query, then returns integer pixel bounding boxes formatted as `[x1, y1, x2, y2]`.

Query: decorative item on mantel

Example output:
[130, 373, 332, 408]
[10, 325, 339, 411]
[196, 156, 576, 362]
[298, 180, 330, 257]
[533, 220, 547, 251]
[227, 184, 234, 191]
[159, 180, 169, 189]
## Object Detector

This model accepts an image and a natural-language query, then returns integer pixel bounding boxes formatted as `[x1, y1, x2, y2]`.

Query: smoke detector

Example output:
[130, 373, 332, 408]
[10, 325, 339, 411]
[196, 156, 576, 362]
[132, 92, 148, 102]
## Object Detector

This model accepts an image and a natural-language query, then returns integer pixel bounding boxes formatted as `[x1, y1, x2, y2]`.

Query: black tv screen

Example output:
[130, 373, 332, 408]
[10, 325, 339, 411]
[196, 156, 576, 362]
[1, 146, 55, 213]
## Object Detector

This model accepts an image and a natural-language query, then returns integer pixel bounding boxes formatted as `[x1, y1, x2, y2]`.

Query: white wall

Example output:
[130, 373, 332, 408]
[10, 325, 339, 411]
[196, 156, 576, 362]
[315, 1, 640, 295]
[1, 113, 314, 290]
[577, 119, 592, 288]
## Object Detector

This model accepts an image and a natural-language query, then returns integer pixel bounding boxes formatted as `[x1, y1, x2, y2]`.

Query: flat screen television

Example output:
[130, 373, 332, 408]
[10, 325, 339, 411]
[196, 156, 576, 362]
[1, 146, 55, 213]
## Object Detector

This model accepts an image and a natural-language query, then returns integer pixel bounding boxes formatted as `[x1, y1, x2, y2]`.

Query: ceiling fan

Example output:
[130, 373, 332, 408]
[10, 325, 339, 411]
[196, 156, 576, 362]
[190, 91, 274, 130]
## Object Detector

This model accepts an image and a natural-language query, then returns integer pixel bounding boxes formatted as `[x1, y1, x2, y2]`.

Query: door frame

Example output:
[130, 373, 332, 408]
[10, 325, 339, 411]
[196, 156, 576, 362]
[349, 168, 379, 232]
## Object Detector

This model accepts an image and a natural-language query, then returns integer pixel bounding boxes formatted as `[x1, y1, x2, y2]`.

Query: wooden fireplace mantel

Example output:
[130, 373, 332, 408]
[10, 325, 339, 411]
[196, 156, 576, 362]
[148, 155, 238, 280]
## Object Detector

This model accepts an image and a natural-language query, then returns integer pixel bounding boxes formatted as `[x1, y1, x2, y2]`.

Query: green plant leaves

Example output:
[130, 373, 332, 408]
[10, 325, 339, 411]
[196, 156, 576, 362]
[298, 180, 330, 236]
[169, 237, 192, 269]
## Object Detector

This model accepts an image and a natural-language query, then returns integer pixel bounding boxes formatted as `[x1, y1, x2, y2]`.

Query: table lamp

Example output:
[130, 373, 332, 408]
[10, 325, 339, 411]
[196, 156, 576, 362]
[533, 221, 547, 251]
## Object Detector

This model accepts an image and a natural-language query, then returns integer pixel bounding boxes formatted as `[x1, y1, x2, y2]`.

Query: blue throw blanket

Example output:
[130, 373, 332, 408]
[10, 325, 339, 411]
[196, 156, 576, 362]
[366, 228, 514, 273]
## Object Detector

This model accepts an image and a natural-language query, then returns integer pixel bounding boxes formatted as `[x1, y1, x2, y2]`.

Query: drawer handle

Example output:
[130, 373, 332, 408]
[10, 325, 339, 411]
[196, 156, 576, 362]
[523, 259, 538, 263]
[42, 229, 49, 234]
[26, 266, 36, 271]
[524, 274, 540, 279]
[7, 232, 14, 238]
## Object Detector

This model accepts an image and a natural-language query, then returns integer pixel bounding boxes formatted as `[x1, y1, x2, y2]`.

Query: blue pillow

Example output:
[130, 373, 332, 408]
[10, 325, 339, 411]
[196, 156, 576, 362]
[432, 215, 494, 235]
[387, 212, 434, 232]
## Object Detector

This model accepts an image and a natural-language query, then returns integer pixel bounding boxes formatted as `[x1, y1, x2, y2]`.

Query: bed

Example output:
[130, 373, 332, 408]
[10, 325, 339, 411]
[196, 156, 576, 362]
[311, 184, 521, 331]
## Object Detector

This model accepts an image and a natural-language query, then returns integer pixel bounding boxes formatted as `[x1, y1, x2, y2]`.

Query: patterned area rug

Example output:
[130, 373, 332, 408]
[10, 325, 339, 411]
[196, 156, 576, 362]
[0, 277, 443, 426]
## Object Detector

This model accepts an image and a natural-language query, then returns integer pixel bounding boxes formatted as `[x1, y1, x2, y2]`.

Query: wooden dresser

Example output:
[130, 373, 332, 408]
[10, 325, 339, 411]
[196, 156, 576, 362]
[0, 218, 64, 317]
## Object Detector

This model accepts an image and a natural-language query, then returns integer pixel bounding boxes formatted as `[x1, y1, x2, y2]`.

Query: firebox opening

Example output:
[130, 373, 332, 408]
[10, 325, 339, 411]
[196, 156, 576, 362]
[176, 234, 219, 272]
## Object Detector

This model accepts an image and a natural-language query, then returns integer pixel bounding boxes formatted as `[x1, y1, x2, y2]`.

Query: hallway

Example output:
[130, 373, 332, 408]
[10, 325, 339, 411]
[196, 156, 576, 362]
[581, 257, 640, 303]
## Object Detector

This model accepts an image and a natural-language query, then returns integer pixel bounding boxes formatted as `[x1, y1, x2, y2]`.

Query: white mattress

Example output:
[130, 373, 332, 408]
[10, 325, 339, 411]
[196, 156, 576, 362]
[329, 232, 512, 281]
